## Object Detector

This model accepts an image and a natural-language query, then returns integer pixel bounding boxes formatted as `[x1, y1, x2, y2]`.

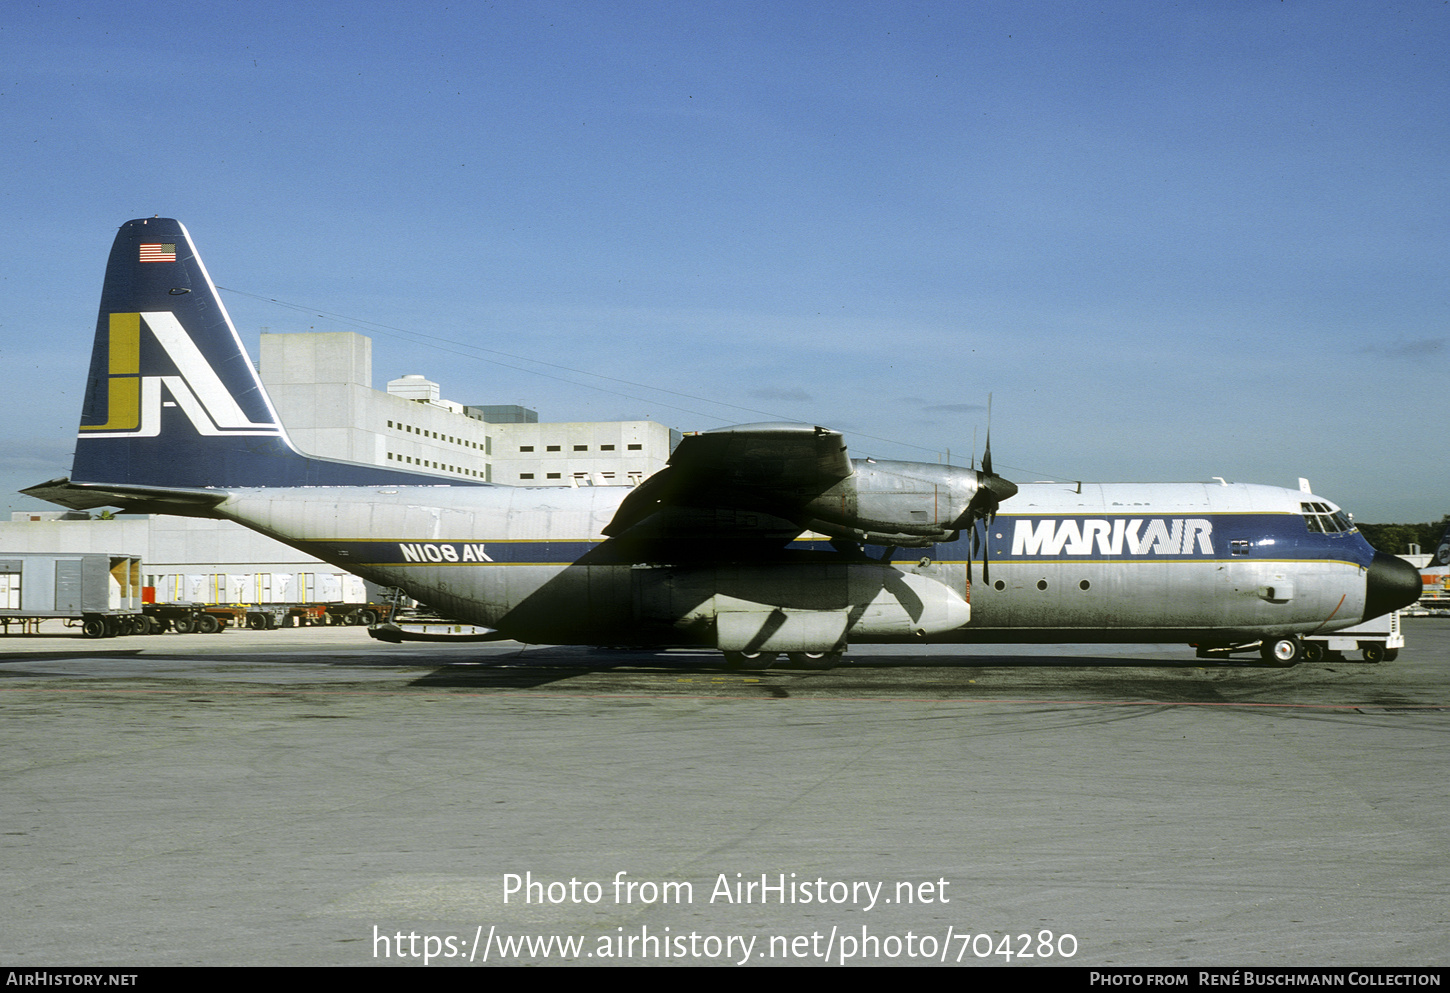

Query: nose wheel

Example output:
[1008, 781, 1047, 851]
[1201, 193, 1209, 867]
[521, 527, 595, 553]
[1260, 637, 1303, 666]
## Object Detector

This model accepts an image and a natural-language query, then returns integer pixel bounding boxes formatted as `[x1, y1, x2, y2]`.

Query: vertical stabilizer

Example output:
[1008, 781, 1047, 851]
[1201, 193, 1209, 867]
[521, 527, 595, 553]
[1431, 521, 1450, 571]
[71, 218, 468, 490]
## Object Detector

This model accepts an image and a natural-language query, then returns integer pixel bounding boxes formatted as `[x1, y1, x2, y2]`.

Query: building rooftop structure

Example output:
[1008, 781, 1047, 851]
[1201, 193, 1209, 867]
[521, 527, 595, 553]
[259, 331, 678, 485]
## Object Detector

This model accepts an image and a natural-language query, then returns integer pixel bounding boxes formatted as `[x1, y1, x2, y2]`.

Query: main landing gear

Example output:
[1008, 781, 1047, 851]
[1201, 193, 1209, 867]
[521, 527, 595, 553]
[721, 650, 842, 670]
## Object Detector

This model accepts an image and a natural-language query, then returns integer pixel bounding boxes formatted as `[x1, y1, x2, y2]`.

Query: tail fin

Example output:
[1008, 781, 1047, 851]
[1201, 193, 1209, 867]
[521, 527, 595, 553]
[1432, 520, 1450, 570]
[71, 218, 462, 491]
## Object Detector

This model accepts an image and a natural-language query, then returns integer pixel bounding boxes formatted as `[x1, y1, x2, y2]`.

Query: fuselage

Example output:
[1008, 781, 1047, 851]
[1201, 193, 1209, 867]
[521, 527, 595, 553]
[211, 478, 1401, 649]
[39, 217, 1424, 660]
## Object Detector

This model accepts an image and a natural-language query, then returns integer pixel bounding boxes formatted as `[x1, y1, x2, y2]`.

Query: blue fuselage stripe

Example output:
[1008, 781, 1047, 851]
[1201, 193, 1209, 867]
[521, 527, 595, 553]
[298, 514, 1374, 570]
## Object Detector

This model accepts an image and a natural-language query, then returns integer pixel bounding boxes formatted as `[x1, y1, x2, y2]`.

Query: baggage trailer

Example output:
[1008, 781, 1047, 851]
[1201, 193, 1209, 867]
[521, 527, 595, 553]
[143, 602, 218, 633]
[1301, 610, 1404, 662]
[321, 602, 395, 626]
[0, 553, 145, 637]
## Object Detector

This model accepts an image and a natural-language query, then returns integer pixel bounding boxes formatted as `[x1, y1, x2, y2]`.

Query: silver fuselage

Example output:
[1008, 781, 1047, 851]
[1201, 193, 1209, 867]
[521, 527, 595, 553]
[213, 479, 1382, 648]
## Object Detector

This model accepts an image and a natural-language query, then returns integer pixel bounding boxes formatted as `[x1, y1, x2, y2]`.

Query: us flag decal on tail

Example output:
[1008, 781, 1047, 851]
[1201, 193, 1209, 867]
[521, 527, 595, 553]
[138, 243, 176, 262]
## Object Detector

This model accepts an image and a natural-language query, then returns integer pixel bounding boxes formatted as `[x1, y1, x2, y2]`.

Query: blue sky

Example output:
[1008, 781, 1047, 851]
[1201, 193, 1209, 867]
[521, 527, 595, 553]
[2, 1, 1445, 521]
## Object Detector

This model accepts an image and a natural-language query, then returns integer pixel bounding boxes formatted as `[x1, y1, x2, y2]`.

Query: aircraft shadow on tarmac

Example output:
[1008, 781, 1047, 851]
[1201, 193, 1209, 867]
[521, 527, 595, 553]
[0, 644, 1358, 699]
[399, 648, 1322, 692]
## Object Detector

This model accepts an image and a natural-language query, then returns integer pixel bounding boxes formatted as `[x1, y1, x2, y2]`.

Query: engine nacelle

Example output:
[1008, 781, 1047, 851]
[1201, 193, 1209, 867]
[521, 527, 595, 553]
[799, 460, 982, 547]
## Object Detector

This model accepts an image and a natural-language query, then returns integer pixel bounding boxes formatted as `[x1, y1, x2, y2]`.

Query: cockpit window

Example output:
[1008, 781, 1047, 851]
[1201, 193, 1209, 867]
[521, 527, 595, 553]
[1301, 502, 1354, 535]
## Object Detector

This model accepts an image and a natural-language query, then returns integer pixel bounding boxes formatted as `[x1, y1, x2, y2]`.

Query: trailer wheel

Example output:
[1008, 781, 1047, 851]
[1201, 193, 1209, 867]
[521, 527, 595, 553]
[197, 613, 220, 634]
[247, 613, 267, 630]
[1301, 642, 1325, 662]
[1362, 644, 1385, 663]
[173, 617, 196, 634]
[82, 617, 106, 639]
[1384, 648, 1399, 661]
[357, 609, 378, 626]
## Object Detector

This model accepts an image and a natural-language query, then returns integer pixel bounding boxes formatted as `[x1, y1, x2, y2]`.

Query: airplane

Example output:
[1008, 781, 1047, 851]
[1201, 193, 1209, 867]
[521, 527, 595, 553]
[22, 217, 1424, 666]
[1418, 520, 1450, 604]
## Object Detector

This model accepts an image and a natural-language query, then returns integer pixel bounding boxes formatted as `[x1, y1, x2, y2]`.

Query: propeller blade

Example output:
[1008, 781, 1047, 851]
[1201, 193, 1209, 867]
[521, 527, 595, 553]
[966, 526, 975, 586]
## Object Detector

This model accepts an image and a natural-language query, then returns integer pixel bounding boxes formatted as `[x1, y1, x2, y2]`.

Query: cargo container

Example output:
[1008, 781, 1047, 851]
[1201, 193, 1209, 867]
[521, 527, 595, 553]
[0, 553, 145, 637]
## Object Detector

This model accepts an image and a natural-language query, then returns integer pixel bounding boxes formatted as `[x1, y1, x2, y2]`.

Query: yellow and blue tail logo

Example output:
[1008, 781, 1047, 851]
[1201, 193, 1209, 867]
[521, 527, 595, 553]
[81, 311, 284, 438]
[72, 218, 470, 490]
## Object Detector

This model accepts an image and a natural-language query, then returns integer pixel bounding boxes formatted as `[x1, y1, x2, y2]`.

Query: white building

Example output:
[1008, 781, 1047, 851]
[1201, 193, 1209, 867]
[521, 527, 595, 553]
[258, 331, 679, 485]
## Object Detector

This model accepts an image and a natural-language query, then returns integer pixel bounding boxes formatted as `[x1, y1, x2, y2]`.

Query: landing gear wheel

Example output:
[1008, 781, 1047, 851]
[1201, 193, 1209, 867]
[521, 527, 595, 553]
[787, 651, 841, 669]
[722, 651, 777, 670]
[1260, 638, 1302, 666]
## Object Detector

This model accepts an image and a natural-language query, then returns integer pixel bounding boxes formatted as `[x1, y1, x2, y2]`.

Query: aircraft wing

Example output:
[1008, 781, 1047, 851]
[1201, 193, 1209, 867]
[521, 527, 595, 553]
[602, 422, 852, 542]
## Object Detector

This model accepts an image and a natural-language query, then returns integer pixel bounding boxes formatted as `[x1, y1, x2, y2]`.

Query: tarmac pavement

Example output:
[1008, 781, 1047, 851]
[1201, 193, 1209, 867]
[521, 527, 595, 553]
[2, 620, 1446, 967]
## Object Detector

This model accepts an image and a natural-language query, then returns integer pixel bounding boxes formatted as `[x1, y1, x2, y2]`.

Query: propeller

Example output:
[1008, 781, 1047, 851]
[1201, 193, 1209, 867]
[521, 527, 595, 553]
[955, 399, 1016, 586]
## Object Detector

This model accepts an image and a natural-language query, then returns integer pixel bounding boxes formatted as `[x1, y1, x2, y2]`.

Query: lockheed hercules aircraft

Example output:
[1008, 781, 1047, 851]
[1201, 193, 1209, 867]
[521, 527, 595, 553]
[24, 218, 1422, 665]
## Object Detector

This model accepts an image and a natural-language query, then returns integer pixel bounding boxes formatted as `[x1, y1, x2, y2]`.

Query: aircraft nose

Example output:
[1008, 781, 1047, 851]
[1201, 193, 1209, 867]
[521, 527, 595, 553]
[1364, 551, 1421, 620]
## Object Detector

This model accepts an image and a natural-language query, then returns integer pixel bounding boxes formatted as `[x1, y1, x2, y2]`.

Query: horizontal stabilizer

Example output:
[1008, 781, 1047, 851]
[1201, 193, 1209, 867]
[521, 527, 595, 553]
[19, 477, 227, 515]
